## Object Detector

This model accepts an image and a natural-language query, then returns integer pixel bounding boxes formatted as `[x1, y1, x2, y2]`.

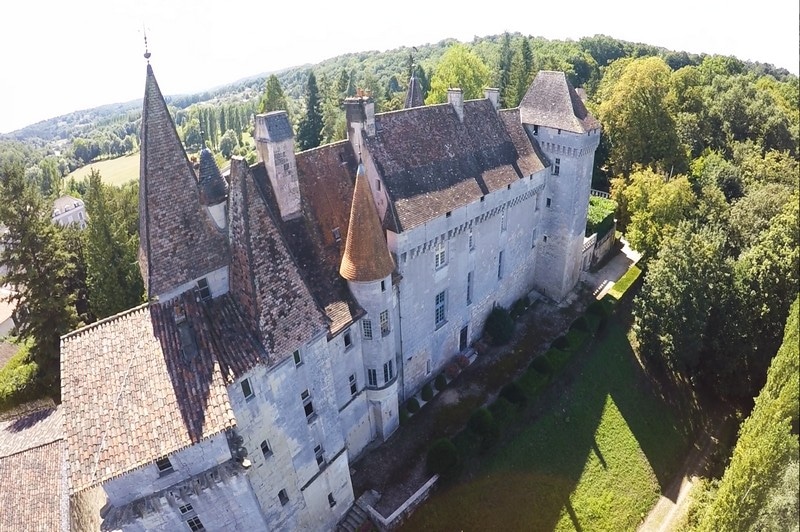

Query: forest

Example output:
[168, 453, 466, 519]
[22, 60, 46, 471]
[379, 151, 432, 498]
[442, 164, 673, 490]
[0, 31, 796, 530]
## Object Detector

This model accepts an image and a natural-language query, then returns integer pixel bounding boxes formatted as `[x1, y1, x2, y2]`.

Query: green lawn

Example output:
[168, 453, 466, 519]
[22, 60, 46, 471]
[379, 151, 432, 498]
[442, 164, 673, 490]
[608, 265, 642, 300]
[402, 318, 689, 531]
[67, 153, 139, 187]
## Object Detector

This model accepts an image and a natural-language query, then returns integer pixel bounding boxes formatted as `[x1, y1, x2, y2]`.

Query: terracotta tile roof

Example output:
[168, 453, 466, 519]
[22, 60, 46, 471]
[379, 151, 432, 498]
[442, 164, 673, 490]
[138, 64, 228, 297]
[228, 159, 328, 357]
[340, 163, 396, 282]
[0, 439, 66, 532]
[365, 99, 527, 231]
[61, 292, 264, 493]
[0, 405, 62, 458]
[519, 70, 601, 133]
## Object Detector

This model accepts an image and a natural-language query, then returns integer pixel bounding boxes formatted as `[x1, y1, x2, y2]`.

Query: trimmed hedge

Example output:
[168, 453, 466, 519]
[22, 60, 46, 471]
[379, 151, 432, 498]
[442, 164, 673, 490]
[546, 348, 572, 373]
[530, 355, 553, 375]
[468, 408, 495, 436]
[427, 438, 460, 478]
[406, 397, 421, 414]
[571, 316, 589, 332]
[489, 397, 517, 428]
[608, 265, 642, 300]
[500, 382, 527, 406]
[517, 368, 549, 396]
[435, 373, 447, 391]
[422, 383, 434, 402]
[484, 306, 515, 345]
[552, 336, 570, 350]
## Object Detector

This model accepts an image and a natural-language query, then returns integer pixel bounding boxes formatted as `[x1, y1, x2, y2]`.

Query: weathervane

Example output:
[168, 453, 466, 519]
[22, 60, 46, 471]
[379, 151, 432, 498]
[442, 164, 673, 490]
[143, 25, 151, 63]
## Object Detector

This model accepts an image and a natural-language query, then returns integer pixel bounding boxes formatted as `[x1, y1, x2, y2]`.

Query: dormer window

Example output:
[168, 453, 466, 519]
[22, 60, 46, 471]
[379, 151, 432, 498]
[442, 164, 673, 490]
[332, 227, 341, 242]
[533, 125, 539, 135]
[155, 456, 173, 475]
[196, 278, 211, 302]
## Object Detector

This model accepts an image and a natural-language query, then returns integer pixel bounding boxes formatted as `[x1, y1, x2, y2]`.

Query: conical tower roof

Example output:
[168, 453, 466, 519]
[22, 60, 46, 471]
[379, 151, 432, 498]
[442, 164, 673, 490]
[340, 163, 394, 282]
[404, 74, 424, 109]
[198, 147, 228, 206]
[139, 64, 228, 298]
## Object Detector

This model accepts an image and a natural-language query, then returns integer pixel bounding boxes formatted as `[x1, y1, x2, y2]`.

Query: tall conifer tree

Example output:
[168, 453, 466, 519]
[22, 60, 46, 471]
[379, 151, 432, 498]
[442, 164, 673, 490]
[297, 71, 324, 151]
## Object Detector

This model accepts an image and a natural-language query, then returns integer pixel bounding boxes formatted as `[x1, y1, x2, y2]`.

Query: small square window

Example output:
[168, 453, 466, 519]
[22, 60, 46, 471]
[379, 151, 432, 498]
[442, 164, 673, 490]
[543, 235, 548, 243]
[328, 493, 336, 507]
[480, 196, 485, 202]
[261, 440, 272, 458]
[533, 125, 539, 135]
[156, 457, 173, 475]
[349, 374, 357, 396]
[301, 390, 315, 421]
[314, 444, 325, 466]
[186, 516, 205, 531]
[446, 211, 452, 218]
[178, 504, 193, 515]
[278, 489, 289, 506]
[506, 183, 511, 190]
[293, 350, 302, 367]
[343, 330, 352, 348]
[546, 198, 552, 208]
[380, 280, 386, 292]
[241, 378, 253, 400]
[380, 310, 390, 336]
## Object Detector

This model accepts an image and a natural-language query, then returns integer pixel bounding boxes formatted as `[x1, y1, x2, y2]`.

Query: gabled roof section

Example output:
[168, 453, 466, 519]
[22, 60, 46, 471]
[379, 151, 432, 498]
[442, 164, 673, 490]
[364, 99, 526, 231]
[519, 70, 600, 134]
[61, 292, 265, 493]
[340, 163, 395, 282]
[404, 74, 424, 109]
[198, 147, 228, 206]
[498, 108, 548, 175]
[138, 64, 228, 298]
[228, 159, 327, 356]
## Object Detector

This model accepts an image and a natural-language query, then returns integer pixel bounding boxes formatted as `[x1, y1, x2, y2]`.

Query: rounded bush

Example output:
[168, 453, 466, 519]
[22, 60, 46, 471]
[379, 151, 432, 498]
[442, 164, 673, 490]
[587, 300, 606, 316]
[571, 316, 589, 332]
[530, 355, 552, 375]
[500, 382, 527, 405]
[484, 306, 514, 345]
[445, 362, 460, 380]
[435, 373, 447, 391]
[455, 354, 470, 369]
[553, 335, 570, 350]
[468, 407, 495, 436]
[489, 397, 515, 427]
[421, 383, 434, 401]
[426, 438, 459, 477]
[406, 397, 420, 414]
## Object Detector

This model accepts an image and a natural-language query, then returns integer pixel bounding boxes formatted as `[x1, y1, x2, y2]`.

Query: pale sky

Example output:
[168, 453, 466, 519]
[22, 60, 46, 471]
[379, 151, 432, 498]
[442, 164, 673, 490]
[0, 0, 797, 134]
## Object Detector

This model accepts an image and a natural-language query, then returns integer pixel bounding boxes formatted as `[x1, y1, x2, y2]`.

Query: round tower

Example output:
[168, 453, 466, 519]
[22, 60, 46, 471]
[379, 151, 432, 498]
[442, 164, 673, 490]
[340, 163, 399, 440]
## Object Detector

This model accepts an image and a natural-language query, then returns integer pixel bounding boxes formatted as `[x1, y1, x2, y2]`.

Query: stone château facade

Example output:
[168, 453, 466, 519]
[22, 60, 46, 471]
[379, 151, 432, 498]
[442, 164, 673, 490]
[60, 63, 600, 531]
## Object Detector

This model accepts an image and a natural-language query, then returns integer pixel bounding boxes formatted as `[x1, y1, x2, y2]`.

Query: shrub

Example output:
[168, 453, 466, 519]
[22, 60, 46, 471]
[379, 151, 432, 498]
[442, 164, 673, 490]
[421, 383, 434, 402]
[530, 355, 553, 375]
[587, 300, 606, 316]
[571, 316, 589, 332]
[608, 265, 642, 300]
[500, 382, 527, 406]
[435, 373, 447, 391]
[406, 397, 420, 414]
[426, 438, 460, 477]
[484, 306, 514, 345]
[553, 335, 570, 350]
[546, 348, 572, 372]
[510, 296, 530, 320]
[518, 368, 549, 396]
[455, 354, 470, 369]
[399, 406, 410, 425]
[566, 329, 588, 350]
[468, 407, 495, 436]
[445, 362, 460, 380]
[0, 343, 40, 412]
[489, 397, 516, 428]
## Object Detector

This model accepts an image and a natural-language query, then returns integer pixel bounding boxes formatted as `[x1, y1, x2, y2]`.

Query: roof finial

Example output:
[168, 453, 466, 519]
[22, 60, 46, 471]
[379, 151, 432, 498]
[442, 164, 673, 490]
[143, 26, 151, 63]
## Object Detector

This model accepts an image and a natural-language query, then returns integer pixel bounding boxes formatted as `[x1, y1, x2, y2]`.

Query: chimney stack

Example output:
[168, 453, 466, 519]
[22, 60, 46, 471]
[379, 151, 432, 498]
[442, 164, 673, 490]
[254, 111, 301, 221]
[484, 87, 500, 111]
[447, 88, 464, 122]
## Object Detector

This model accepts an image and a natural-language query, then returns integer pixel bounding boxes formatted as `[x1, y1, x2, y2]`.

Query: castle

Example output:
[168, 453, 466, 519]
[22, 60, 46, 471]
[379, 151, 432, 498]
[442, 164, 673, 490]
[61, 62, 600, 531]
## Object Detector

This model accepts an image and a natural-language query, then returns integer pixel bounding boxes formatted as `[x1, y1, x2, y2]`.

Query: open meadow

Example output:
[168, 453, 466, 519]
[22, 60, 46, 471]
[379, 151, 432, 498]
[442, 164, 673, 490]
[67, 153, 139, 187]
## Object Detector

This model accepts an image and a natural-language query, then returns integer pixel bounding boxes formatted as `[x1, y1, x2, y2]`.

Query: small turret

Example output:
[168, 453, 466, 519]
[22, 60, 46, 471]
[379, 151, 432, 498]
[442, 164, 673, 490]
[404, 72, 424, 109]
[198, 147, 228, 230]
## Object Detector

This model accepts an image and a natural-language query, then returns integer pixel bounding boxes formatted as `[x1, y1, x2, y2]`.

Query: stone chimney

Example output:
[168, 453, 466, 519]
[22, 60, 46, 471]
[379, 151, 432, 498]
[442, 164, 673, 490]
[344, 94, 376, 138]
[254, 111, 301, 221]
[447, 88, 464, 122]
[484, 87, 500, 111]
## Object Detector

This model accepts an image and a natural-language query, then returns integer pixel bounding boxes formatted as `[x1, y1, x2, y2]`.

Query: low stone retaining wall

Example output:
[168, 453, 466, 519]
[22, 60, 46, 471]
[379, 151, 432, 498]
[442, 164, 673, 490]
[364, 475, 439, 531]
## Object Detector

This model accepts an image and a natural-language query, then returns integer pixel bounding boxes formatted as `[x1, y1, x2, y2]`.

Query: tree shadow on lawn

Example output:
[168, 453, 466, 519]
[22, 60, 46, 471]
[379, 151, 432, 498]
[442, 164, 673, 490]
[402, 319, 692, 531]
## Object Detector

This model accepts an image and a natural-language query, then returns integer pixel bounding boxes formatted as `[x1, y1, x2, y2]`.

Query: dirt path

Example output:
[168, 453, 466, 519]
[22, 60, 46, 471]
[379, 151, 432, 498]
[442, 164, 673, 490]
[638, 413, 730, 532]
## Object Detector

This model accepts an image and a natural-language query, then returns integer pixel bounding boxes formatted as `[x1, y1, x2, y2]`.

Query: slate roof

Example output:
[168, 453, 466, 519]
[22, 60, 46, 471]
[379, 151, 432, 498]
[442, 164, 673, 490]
[198, 147, 228, 206]
[258, 111, 293, 142]
[228, 159, 328, 356]
[61, 292, 265, 493]
[519, 70, 600, 134]
[404, 74, 424, 109]
[340, 163, 395, 282]
[0, 405, 66, 532]
[498, 108, 548, 174]
[365, 99, 539, 231]
[138, 64, 228, 298]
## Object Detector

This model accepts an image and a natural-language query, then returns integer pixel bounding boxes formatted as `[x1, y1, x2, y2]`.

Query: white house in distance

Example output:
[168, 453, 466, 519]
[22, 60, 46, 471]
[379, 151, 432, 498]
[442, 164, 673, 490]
[52, 195, 87, 229]
[60, 61, 600, 531]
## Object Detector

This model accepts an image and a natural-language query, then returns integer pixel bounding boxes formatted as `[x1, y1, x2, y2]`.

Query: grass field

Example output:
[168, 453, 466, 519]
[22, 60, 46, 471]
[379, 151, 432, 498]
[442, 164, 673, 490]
[67, 153, 139, 187]
[402, 318, 690, 531]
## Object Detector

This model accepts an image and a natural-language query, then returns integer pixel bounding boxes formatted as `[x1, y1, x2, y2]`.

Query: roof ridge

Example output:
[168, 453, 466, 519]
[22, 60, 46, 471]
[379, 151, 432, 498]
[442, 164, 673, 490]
[0, 437, 63, 461]
[61, 302, 150, 341]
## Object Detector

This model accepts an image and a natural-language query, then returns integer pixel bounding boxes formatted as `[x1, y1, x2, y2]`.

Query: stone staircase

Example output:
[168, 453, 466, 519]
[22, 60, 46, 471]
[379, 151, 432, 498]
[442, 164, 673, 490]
[336, 490, 380, 532]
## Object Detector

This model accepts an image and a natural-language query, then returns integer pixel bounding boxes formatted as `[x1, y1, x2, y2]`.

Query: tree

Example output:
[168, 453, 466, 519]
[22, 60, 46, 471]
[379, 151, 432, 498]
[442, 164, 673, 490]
[218, 129, 239, 159]
[496, 32, 513, 108]
[425, 44, 491, 104]
[507, 38, 533, 107]
[84, 170, 144, 320]
[0, 163, 78, 394]
[296, 71, 324, 151]
[597, 56, 685, 176]
[258, 75, 290, 116]
[697, 298, 798, 532]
